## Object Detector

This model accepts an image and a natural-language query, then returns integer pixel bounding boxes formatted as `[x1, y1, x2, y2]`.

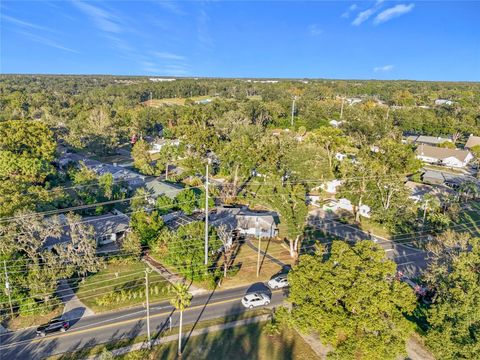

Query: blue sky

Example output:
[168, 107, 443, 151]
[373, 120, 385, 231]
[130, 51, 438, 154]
[1, 1, 479, 81]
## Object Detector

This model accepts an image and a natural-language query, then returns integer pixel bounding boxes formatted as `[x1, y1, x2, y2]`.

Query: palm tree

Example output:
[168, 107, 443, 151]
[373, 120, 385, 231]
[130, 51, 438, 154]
[169, 282, 192, 357]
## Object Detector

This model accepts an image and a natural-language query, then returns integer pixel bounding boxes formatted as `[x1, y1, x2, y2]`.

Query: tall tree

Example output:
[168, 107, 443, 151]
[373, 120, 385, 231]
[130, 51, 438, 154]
[132, 139, 156, 175]
[249, 179, 308, 259]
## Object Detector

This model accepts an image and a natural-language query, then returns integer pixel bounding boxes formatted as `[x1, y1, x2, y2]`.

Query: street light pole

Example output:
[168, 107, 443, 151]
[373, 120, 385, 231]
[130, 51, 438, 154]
[204, 161, 210, 266]
[145, 268, 152, 347]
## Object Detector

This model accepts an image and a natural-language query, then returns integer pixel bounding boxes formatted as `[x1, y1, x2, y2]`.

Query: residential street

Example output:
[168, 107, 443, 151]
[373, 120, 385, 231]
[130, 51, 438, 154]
[308, 209, 429, 276]
[0, 283, 285, 360]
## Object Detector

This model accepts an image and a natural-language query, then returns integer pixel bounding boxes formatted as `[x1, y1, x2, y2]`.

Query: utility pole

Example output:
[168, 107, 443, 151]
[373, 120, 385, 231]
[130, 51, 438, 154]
[291, 97, 296, 127]
[256, 217, 261, 277]
[422, 199, 429, 229]
[204, 160, 210, 266]
[3, 260, 14, 317]
[340, 97, 345, 120]
[145, 268, 152, 347]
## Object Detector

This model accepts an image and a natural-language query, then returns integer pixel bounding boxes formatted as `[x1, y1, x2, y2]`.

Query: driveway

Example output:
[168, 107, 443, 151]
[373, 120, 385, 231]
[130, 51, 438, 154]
[57, 280, 95, 324]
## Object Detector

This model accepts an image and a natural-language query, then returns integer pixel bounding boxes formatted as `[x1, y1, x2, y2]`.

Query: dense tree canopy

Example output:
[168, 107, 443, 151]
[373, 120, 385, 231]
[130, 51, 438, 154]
[288, 241, 417, 360]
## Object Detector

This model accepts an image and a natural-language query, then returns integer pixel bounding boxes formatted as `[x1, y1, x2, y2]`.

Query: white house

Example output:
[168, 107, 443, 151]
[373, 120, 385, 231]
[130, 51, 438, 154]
[210, 206, 279, 238]
[435, 99, 454, 106]
[329, 120, 344, 128]
[415, 144, 473, 168]
[321, 198, 371, 218]
[316, 179, 343, 194]
[148, 138, 180, 154]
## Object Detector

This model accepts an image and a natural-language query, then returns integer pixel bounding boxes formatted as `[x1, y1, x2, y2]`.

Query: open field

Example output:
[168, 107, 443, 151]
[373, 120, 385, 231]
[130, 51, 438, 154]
[143, 95, 213, 107]
[73, 260, 170, 313]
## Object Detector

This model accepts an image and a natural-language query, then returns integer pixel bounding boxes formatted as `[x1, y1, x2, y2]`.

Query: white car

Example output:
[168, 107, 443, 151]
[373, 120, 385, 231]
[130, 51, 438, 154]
[241, 293, 271, 309]
[267, 274, 289, 289]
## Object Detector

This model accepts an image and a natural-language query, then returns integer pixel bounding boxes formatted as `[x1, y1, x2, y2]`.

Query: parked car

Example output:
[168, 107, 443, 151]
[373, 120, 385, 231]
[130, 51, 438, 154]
[241, 292, 271, 309]
[267, 274, 289, 289]
[36, 317, 69, 337]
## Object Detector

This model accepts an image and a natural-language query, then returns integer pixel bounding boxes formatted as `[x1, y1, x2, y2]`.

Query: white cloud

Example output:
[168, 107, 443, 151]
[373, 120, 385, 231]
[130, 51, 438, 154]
[2, 14, 51, 31]
[308, 24, 323, 36]
[152, 51, 186, 61]
[374, 3, 415, 25]
[15, 29, 79, 53]
[374, 64, 394, 72]
[352, 8, 376, 26]
[72, 1, 122, 33]
[341, 3, 358, 18]
[156, 0, 185, 16]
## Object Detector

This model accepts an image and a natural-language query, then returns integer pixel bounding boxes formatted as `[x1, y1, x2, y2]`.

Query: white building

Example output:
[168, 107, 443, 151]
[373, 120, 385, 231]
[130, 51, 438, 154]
[415, 144, 473, 168]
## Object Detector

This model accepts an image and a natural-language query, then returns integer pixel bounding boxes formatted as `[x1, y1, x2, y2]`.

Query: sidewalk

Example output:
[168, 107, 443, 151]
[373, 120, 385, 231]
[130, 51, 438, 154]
[87, 314, 270, 360]
[57, 280, 95, 322]
[143, 255, 205, 295]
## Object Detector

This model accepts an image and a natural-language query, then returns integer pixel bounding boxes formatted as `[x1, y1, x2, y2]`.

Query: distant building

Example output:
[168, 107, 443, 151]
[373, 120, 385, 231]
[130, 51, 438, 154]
[415, 144, 473, 168]
[322, 198, 371, 218]
[345, 97, 362, 105]
[149, 78, 176, 82]
[435, 99, 454, 106]
[146, 137, 180, 154]
[329, 120, 344, 128]
[405, 135, 452, 147]
[314, 179, 343, 194]
[58, 152, 145, 189]
[210, 206, 279, 238]
[465, 134, 480, 150]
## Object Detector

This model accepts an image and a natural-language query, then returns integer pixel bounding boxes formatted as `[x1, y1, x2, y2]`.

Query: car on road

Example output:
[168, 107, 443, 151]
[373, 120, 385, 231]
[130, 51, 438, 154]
[36, 317, 69, 337]
[241, 292, 271, 309]
[267, 274, 289, 289]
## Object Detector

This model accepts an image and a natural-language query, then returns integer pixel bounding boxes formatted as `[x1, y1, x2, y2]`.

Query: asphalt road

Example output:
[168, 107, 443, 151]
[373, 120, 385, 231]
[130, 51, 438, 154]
[0, 283, 286, 360]
[308, 209, 429, 276]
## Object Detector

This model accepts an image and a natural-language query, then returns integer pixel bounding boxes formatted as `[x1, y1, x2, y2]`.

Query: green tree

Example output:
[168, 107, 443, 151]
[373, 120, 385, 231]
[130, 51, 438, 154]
[163, 221, 220, 280]
[155, 194, 176, 215]
[308, 126, 350, 176]
[249, 179, 307, 259]
[0, 120, 57, 216]
[288, 241, 417, 359]
[132, 139, 156, 175]
[168, 282, 192, 357]
[130, 210, 164, 246]
[175, 188, 197, 215]
[425, 237, 480, 359]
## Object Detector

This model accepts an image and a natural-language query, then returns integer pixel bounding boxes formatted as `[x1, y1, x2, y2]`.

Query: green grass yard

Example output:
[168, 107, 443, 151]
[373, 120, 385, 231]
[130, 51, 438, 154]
[73, 260, 170, 313]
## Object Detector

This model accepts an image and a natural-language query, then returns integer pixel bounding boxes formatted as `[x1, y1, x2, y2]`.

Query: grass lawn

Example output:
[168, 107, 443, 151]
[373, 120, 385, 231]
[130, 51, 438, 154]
[120, 323, 320, 360]
[73, 260, 170, 313]
[47, 310, 272, 360]
[451, 201, 480, 236]
[3, 306, 63, 331]
[218, 239, 293, 289]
